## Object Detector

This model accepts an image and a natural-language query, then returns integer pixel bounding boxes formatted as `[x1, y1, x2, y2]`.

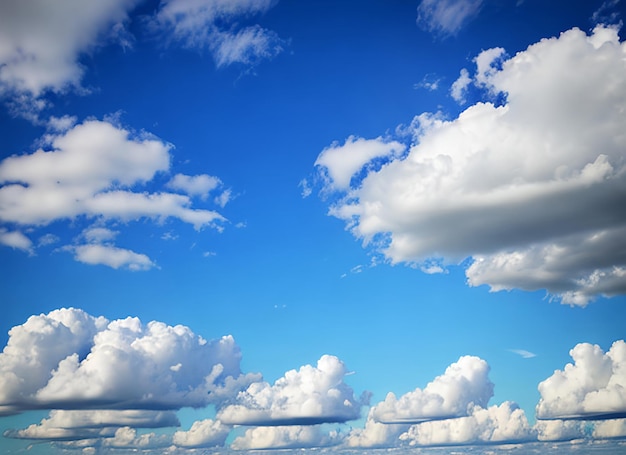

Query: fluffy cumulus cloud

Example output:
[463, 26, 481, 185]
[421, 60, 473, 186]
[0, 0, 138, 98]
[417, 0, 483, 36]
[218, 355, 367, 426]
[346, 356, 493, 448]
[172, 418, 230, 448]
[0, 308, 253, 415]
[399, 402, 535, 446]
[150, 0, 284, 67]
[0, 119, 228, 269]
[372, 356, 493, 424]
[315, 26, 626, 305]
[537, 340, 626, 420]
[230, 425, 342, 450]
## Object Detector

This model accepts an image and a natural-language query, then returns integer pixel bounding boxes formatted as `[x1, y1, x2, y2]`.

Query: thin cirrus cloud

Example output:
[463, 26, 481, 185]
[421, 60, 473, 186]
[217, 355, 368, 426]
[149, 0, 285, 68]
[416, 0, 484, 37]
[0, 118, 228, 270]
[313, 25, 626, 306]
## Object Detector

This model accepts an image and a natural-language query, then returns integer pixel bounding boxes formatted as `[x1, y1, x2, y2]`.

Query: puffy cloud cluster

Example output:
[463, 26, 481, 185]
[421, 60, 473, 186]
[315, 26, 626, 305]
[399, 402, 534, 446]
[347, 356, 494, 448]
[0, 119, 229, 269]
[416, 0, 483, 36]
[172, 418, 230, 448]
[537, 340, 626, 420]
[218, 355, 367, 426]
[149, 0, 285, 67]
[0, 308, 252, 415]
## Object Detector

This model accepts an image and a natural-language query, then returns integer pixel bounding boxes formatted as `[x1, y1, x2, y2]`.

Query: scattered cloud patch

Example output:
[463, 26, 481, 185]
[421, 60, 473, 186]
[417, 0, 484, 37]
[218, 355, 367, 426]
[537, 340, 626, 420]
[510, 349, 536, 359]
[149, 0, 285, 68]
[0, 228, 32, 253]
[314, 26, 626, 305]
[450, 68, 472, 103]
[0, 118, 228, 269]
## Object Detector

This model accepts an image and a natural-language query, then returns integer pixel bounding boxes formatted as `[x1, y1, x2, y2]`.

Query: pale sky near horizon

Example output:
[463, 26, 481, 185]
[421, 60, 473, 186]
[1, 0, 626, 453]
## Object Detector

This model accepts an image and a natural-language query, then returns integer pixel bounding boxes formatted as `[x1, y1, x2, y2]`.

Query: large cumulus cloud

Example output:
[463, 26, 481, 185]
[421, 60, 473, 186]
[217, 355, 367, 426]
[0, 308, 256, 415]
[346, 355, 493, 448]
[314, 26, 626, 305]
[537, 340, 626, 420]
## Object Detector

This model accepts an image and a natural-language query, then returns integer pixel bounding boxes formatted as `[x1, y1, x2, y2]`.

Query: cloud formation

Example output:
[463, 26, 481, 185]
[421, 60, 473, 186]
[150, 0, 284, 67]
[0, 308, 253, 415]
[172, 418, 230, 448]
[218, 355, 367, 426]
[0, 119, 228, 269]
[315, 26, 626, 305]
[537, 340, 626, 420]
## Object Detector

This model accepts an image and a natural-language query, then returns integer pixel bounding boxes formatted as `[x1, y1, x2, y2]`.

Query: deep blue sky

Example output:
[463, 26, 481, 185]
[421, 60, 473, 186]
[1, 0, 625, 453]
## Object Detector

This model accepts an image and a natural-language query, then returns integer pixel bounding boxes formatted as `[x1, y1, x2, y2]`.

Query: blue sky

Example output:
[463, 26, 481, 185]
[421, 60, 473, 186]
[1, 0, 626, 453]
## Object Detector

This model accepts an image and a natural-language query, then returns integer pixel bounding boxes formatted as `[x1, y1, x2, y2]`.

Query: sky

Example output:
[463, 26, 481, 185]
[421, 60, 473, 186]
[0, 0, 626, 454]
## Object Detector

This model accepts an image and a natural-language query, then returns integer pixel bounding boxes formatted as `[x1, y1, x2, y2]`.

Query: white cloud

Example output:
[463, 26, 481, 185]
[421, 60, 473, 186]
[536, 340, 626, 420]
[509, 349, 536, 359]
[0, 119, 228, 266]
[450, 68, 471, 103]
[102, 427, 170, 449]
[371, 356, 493, 424]
[317, 26, 626, 305]
[399, 402, 535, 446]
[230, 425, 342, 450]
[346, 356, 493, 448]
[172, 418, 230, 448]
[315, 136, 406, 191]
[0, 0, 138, 100]
[534, 419, 587, 442]
[5, 410, 179, 441]
[416, 0, 483, 36]
[593, 418, 626, 439]
[217, 355, 367, 425]
[150, 0, 284, 67]
[167, 173, 221, 200]
[0, 308, 252, 414]
[72, 243, 156, 271]
[0, 228, 32, 252]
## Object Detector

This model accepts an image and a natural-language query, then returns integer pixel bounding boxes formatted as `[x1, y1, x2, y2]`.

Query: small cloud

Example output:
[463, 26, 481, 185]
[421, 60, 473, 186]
[299, 178, 312, 198]
[214, 188, 232, 207]
[0, 228, 33, 253]
[414, 74, 441, 91]
[38, 233, 60, 247]
[509, 349, 537, 359]
[417, 0, 484, 37]
[450, 67, 471, 103]
[203, 251, 216, 258]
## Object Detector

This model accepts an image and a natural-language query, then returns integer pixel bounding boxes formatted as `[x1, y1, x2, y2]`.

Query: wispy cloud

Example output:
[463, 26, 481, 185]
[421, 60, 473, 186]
[509, 349, 537, 359]
[417, 0, 484, 37]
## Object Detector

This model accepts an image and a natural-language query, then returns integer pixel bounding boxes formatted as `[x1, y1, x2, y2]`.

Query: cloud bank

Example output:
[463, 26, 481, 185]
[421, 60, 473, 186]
[314, 26, 626, 305]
